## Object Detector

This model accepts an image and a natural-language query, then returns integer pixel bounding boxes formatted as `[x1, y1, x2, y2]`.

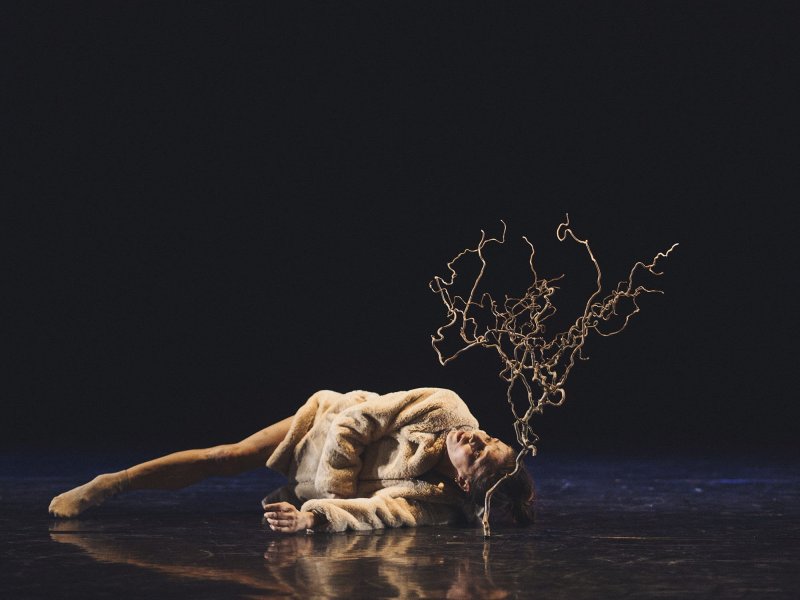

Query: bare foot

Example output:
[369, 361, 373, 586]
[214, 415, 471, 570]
[49, 473, 126, 518]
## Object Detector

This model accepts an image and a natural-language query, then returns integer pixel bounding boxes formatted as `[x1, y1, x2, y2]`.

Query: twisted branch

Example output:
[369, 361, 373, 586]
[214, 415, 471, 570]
[430, 215, 677, 536]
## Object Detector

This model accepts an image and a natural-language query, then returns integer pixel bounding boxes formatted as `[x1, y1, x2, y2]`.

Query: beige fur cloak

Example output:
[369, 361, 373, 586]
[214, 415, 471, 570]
[265, 387, 479, 532]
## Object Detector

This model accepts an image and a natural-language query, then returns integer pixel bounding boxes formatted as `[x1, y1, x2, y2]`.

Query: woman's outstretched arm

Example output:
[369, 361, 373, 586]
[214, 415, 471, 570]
[48, 416, 293, 518]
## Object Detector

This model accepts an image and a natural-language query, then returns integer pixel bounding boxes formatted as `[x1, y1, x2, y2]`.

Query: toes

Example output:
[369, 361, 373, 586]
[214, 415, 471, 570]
[48, 494, 78, 518]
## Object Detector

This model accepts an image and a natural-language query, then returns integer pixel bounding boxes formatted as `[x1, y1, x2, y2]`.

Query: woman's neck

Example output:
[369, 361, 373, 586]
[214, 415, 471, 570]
[433, 431, 458, 479]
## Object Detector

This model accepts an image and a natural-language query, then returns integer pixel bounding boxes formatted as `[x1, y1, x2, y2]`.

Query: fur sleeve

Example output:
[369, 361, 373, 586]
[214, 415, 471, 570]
[301, 495, 460, 532]
[315, 408, 391, 498]
[315, 388, 478, 498]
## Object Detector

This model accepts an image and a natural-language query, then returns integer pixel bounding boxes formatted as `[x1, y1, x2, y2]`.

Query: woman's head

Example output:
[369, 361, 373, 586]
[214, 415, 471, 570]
[445, 428, 536, 526]
[445, 429, 514, 491]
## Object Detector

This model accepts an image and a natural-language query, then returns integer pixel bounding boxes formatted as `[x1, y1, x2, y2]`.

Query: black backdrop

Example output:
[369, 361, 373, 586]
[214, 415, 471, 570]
[5, 3, 797, 458]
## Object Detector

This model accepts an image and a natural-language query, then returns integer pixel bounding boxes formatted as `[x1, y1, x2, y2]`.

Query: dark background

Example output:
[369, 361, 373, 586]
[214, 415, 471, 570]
[4, 3, 797, 458]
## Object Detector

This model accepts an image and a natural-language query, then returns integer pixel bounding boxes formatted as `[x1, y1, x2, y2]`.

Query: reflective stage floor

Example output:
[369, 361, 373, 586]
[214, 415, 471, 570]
[2, 453, 798, 598]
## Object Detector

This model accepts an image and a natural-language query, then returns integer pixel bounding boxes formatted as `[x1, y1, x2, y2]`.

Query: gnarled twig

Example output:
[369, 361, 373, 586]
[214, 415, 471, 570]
[430, 215, 677, 536]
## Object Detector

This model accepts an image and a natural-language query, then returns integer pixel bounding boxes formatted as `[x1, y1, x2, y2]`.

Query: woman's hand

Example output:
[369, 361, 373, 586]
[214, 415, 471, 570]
[263, 501, 316, 533]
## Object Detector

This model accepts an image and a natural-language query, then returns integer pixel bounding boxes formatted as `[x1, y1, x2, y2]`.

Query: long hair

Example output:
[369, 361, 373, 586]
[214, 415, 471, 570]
[468, 453, 536, 527]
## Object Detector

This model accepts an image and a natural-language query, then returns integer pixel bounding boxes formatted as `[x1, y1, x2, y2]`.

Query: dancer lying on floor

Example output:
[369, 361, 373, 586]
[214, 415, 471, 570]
[49, 388, 535, 532]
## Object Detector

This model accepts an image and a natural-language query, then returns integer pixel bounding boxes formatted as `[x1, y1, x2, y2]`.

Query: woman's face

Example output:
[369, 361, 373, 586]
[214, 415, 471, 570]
[445, 429, 514, 491]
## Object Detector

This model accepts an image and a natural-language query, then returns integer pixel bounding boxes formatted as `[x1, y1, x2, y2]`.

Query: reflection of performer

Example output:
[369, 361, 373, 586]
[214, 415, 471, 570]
[49, 520, 285, 597]
[263, 533, 511, 599]
[50, 522, 511, 599]
[50, 388, 534, 532]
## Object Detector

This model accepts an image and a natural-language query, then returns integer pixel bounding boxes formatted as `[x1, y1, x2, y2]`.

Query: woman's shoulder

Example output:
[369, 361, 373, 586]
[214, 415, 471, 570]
[373, 388, 479, 431]
[312, 387, 462, 402]
[310, 388, 478, 430]
[403, 388, 472, 410]
[380, 387, 463, 402]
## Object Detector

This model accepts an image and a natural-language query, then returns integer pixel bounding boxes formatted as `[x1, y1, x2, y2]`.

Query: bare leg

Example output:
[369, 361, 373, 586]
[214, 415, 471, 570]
[48, 416, 293, 518]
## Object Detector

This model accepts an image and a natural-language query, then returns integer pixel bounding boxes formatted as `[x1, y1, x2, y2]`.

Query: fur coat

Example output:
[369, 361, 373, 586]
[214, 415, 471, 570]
[265, 387, 479, 532]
